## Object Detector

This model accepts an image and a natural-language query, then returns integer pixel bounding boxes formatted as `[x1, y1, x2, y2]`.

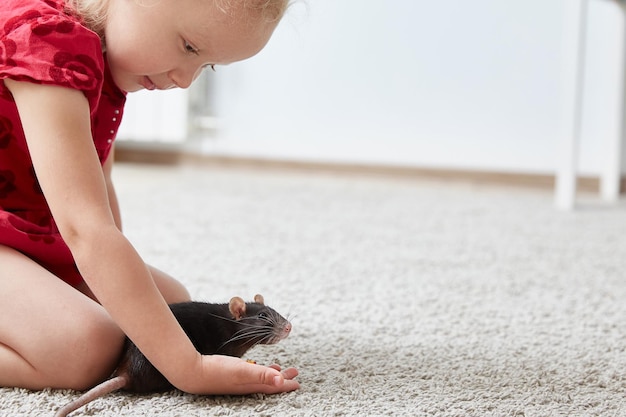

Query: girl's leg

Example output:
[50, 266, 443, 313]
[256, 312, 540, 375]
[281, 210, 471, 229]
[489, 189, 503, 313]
[147, 265, 191, 304]
[0, 245, 125, 390]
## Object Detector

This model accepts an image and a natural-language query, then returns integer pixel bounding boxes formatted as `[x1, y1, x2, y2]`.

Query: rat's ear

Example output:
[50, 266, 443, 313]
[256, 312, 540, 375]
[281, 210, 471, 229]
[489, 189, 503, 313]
[229, 296, 246, 320]
[254, 294, 265, 305]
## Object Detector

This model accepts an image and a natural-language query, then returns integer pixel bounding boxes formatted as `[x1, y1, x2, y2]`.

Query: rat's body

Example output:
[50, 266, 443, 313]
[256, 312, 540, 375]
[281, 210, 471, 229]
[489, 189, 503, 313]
[54, 295, 291, 417]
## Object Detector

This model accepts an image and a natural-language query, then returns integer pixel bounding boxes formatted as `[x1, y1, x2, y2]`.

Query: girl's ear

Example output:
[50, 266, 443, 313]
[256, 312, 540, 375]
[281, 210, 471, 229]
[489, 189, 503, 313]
[228, 296, 246, 320]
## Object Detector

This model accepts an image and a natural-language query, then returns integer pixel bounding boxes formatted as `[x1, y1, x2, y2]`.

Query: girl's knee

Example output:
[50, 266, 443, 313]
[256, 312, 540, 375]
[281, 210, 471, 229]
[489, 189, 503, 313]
[149, 265, 191, 303]
[61, 313, 125, 390]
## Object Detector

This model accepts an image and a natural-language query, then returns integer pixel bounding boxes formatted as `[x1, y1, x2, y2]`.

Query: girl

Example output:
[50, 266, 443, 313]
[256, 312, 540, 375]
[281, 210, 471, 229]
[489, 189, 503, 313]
[0, 0, 299, 395]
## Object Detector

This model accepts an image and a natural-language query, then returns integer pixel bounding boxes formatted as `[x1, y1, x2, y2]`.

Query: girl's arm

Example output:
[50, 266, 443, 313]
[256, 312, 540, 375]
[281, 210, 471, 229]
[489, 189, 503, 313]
[5, 79, 298, 394]
[102, 145, 122, 231]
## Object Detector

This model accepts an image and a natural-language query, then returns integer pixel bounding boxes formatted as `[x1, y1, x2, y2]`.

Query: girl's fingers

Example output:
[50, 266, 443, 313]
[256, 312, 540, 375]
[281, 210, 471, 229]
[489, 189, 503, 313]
[198, 355, 299, 395]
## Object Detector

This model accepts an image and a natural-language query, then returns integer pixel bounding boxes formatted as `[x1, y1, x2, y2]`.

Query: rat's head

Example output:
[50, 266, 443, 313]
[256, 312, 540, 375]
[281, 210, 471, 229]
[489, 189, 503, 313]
[227, 294, 292, 345]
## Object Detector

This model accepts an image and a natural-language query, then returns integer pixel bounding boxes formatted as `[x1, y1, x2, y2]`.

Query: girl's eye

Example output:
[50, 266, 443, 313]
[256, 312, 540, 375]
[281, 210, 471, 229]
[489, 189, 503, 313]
[184, 40, 199, 55]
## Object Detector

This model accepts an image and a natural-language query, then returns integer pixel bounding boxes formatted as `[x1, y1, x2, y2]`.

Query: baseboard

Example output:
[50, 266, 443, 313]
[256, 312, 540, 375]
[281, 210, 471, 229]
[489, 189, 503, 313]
[114, 146, 625, 194]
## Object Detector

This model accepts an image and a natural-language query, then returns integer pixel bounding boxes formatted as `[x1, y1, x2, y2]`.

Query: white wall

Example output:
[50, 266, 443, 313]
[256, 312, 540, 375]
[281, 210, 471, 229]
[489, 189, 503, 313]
[204, 0, 625, 176]
[117, 88, 189, 143]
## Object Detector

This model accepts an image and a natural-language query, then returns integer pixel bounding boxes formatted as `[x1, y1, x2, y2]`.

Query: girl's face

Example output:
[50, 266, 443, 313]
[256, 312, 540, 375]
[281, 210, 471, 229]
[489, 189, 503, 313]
[104, 0, 278, 92]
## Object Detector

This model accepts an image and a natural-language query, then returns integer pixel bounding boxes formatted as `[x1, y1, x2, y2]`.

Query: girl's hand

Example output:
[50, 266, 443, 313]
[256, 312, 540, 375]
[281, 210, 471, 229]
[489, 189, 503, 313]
[182, 355, 299, 395]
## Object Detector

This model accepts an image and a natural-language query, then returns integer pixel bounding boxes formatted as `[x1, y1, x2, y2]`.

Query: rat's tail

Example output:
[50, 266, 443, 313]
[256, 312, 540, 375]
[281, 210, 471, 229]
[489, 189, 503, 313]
[54, 375, 127, 417]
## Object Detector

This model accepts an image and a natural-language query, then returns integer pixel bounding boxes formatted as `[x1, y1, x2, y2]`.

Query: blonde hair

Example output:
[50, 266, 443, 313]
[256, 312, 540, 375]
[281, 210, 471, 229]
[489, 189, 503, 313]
[214, 0, 290, 24]
[65, 0, 290, 38]
[64, 0, 109, 37]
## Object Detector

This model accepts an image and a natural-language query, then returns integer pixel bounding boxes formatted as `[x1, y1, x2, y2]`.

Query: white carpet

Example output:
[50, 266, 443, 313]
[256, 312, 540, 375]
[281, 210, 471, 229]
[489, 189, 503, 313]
[2, 162, 625, 417]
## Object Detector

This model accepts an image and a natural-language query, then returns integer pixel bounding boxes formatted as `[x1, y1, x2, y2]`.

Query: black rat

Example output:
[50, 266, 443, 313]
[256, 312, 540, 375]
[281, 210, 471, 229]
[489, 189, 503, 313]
[53, 294, 292, 417]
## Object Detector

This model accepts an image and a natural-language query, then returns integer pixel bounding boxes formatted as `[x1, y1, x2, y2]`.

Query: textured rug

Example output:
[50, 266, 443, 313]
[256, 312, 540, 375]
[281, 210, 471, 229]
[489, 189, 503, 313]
[1, 162, 625, 417]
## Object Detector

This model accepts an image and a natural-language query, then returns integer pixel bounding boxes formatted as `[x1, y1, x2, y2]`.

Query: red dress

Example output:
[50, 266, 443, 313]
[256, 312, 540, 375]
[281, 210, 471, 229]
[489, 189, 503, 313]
[0, 0, 127, 286]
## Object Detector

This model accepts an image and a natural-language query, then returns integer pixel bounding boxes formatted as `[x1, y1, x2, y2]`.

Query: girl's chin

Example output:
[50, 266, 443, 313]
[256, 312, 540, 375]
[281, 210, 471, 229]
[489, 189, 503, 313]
[124, 86, 144, 93]
[120, 79, 145, 92]
[109, 72, 142, 93]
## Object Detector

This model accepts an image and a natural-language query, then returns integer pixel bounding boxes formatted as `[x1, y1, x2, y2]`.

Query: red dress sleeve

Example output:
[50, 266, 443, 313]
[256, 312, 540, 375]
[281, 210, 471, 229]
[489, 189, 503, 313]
[0, 0, 105, 114]
[0, 0, 116, 287]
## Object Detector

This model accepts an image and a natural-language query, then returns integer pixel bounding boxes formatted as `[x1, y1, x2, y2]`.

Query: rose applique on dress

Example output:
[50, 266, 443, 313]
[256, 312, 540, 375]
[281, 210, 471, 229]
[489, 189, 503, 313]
[2, 9, 41, 34]
[49, 52, 99, 91]
[31, 17, 75, 36]
[27, 232, 56, 245]
[0, 169, 17, 199]
[0, 116, 14, 148]
[0, 37, 17, 68]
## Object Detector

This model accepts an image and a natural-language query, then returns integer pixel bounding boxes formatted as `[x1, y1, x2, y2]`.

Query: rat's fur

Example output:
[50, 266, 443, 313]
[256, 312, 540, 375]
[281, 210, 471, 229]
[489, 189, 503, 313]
[54, 295, 291, 417]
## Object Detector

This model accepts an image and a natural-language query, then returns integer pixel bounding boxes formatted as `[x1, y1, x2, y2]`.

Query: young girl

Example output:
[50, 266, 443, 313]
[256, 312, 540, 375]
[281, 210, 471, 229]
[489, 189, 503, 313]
[0, 0, 299, 395]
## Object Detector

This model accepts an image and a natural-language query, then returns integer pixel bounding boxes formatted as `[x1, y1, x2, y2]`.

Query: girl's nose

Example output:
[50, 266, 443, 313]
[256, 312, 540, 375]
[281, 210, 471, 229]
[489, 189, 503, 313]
[169, 65, 205, 89]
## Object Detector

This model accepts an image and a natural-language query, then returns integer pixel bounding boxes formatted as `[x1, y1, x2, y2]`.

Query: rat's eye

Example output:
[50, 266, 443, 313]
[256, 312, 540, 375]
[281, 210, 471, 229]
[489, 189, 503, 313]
[258, 312, 268, 319]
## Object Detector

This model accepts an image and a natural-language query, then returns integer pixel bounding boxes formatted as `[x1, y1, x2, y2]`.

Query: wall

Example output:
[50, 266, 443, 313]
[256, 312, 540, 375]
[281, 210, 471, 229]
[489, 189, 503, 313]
[202, 0, 626, 176]
[118, 88, 189, 144]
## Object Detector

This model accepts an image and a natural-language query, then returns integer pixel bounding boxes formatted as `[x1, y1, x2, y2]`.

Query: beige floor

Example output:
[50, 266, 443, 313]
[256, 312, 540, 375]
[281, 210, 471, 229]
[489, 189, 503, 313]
[2, 162, 626, 417]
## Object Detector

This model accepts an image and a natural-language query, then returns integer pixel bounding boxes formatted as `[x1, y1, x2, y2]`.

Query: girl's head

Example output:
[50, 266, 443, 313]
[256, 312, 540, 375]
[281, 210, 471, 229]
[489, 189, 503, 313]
[66, 0, 289, 92]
